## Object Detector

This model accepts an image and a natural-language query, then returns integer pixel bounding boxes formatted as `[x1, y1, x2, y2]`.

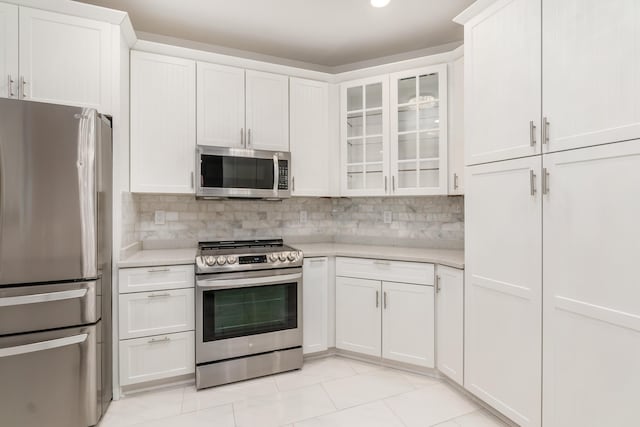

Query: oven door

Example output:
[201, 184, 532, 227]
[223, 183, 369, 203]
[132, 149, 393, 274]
[196, 268, 302, 364]
[196, 145, 290, 199]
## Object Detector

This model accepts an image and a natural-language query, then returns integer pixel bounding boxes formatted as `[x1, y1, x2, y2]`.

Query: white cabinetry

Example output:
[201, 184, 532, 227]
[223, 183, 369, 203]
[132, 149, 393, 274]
[290, 78, 330, 196]
[196, 64, 289, 151]
[0, 5, 111, 110]
[464, 157, 542, 427]
[336, 276, 382, 357]
[0, 3, 18, 99]
[302, 257, 329, 354]
[435, 265, 463, 385]
[340, 76, 390, 196]
[542, 140, 640, 426]
[196, 62, 245, 148]
[118, 263, 195, 387]
[245, 70, 289, 151]
[448, 56, 464, 195]
[461, 0, 541, 165]
[335, 257, 435, 368]
[390, 65, 448, 195]
[19, 7, 111, 111]
[381, 281, 434, 367]
[542, 0, 640, 152]
[130, 51, 196, 194]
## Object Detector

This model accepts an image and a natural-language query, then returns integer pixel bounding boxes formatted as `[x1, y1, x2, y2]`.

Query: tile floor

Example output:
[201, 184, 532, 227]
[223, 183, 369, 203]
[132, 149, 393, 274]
[99, 356, 508, 427]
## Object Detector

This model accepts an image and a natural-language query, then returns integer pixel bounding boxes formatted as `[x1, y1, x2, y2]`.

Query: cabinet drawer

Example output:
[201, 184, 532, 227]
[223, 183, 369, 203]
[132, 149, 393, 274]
[119, 331, 194, 386]
[119, 289, 194, 339]
[336, 257, 434, 285]
[119, 265, 194, 293]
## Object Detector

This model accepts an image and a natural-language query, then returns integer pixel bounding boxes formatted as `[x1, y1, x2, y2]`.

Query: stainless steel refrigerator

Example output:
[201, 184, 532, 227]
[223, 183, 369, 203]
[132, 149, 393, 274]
[0, 98, 112, 427]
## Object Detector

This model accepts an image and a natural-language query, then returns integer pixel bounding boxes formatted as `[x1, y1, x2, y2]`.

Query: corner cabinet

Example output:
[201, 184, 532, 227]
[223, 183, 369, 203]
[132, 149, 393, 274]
[130, 51, 196, 194]
[435, 265, 464, 385]
[335, 257, 435, 368]
[339, 66, 449, 196]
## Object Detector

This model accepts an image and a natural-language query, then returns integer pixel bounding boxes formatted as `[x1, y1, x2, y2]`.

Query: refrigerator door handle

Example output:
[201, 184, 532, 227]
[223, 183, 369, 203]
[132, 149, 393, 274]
[0, 333, 88, 358]
[0, 288, 88, 308]
[76, 110, 98, 279]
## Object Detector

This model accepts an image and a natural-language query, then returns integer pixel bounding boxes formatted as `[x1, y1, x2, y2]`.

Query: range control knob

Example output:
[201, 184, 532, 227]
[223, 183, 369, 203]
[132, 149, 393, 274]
[226, 255, 238, 264]
[216, 256, 227, 265]
[205, 256, 215, 266]
[287, 251, 296, 261]
[278, 252, 287, 262]
[268, 253, 278, 262]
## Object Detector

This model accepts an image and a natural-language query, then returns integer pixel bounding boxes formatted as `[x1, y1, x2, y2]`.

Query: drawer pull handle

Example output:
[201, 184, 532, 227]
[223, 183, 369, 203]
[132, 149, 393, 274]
[148, 337, 171, 344]
[147, 293, 171, 298]
[148, 268, 171, 273]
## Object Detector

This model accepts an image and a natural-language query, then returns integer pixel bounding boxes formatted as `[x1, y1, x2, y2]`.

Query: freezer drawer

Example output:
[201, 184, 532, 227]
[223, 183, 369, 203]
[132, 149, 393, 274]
[0, 322, 103, 427]
[0, 280, 100, 335]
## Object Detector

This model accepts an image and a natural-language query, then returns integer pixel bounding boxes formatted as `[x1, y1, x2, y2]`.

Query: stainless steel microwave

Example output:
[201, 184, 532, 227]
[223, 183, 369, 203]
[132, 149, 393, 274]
[196, 145, 291, 199]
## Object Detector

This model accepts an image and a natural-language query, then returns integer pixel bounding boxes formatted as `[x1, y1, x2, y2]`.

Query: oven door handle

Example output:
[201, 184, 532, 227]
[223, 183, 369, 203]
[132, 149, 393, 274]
[197, 272, 302, 290]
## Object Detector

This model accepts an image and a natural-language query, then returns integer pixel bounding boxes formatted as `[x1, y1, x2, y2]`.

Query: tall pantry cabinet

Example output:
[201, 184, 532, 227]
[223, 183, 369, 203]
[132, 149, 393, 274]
[456, 0, 640, 426]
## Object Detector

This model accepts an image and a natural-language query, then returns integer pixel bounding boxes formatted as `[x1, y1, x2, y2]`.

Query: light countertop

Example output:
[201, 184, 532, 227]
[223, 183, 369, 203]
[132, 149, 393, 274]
[118, 243, 463, 269]
[118, 248, 197, 268]
[294, 243, 464, 269]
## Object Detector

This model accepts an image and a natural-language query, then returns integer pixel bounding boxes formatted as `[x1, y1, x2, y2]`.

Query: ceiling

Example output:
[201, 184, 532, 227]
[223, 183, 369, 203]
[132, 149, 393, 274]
[76, 0, 473, 68]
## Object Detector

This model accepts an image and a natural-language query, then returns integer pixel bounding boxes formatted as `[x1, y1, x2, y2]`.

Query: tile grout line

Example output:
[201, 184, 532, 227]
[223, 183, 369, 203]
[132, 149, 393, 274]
[429, 408, 479, 427]
[381, 399, 410, 427]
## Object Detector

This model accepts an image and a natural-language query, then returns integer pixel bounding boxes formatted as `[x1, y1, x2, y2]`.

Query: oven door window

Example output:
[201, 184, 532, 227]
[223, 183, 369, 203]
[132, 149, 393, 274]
[201, 155, 275, 190]
[202, 282, 297, 342]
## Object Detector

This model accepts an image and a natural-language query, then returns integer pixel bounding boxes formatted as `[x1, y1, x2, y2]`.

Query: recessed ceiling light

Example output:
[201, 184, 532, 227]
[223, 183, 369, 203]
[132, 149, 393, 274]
[371, 0, 391, 8]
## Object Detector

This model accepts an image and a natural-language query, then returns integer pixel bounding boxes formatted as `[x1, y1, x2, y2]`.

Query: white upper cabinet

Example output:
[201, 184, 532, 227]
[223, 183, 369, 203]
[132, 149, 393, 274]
[465, 156, 542, 427]
[542, 0, 640, 152]
[462, 0, 541, 165]
[0, 3, 18, 99]
[197, 62, 245, 148]
[448, 56, 464, 195]
[542, 140, 640, 426]
[390, 65, 448, 195]
[340, 76, 390, 196]
[19, 7, 112, 112]
[381, 281, 434, 368]
[436, 266, 464, 385]
[245, 70, 289, 151]
[130, 51, 196, 194]
[290, 78, 330, 196]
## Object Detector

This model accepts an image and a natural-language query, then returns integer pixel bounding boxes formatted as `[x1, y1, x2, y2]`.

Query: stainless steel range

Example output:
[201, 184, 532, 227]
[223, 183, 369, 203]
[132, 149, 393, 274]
[195, 239, 304, 389]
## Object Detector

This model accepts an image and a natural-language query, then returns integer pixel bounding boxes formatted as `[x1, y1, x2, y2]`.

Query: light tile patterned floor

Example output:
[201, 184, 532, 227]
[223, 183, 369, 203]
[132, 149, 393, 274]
[99, 356, 507, 427]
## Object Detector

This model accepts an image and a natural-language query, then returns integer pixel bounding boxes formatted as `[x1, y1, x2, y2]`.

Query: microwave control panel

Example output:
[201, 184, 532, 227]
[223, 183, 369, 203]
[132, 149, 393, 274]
[278, 160, 289, 190]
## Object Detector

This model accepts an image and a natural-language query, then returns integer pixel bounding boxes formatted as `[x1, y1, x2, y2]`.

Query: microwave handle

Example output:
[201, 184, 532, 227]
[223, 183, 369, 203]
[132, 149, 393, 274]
[273, 155, 279, 192]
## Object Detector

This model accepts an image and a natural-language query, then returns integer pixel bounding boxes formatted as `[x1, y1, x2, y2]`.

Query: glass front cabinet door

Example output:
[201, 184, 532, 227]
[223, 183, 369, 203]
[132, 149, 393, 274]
[340, 65, 448, 196]
[390, 65, 448, 195]
[340, 76, 390, 196]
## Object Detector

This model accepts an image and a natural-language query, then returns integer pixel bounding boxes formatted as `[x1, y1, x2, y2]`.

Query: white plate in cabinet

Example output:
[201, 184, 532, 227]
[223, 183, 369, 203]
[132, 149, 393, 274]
[118, 265, 195, 294]
[336, 257, 434, 285]
[119, 331, 195, 386]
[119, 289, 194, 340]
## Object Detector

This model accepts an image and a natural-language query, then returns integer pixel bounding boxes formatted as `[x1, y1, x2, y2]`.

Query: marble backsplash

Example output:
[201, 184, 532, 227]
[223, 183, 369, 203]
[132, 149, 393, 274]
[125, 194, 464, 250]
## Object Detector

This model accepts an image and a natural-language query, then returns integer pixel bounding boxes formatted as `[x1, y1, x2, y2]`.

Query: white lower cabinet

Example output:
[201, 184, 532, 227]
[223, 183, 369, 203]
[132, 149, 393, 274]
[302, 257, 329, 354]
[335, 257, 435, 368]
[382, 281, 434, 368]
[336, 276, 382, 357]
[118, 263, 196, 388]
[119, 289, 195, 340]
[436, 266, 464, 385]
[119, 331, 195, 386]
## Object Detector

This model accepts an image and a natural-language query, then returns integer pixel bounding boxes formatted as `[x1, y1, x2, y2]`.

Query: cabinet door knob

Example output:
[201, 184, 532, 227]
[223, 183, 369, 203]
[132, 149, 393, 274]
[376, 290, 379, 308]
[7, 75, 15, 98]
[436, 275, 441, 293]
[240, 128, 245, 147]
[453, 173, 459, 190]
[530, 169, 537, 196]
[20, 76, 27, 99]
[529, 120, 537, 147]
